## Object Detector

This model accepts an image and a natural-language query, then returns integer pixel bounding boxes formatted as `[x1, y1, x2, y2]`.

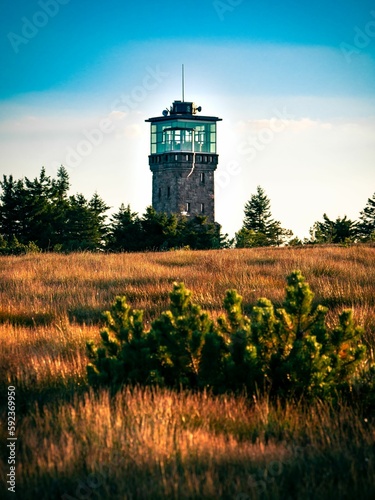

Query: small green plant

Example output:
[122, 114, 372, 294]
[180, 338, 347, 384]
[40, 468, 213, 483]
[87, 271, 371, 402]
[151, 282, 215, 387]
[87, 296, 152, 388]
[219, 271, 367, 399]
[0, 235, 40, 255]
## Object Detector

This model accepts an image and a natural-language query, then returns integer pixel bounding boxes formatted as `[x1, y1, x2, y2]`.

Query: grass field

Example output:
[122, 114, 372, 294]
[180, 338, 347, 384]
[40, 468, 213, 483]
[0, 245, 374, 499]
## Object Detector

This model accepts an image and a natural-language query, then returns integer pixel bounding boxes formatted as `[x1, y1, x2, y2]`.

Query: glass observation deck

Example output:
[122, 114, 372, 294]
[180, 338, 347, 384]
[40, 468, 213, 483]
[146, 100, 222, 155]
[150, 120, 216, 154]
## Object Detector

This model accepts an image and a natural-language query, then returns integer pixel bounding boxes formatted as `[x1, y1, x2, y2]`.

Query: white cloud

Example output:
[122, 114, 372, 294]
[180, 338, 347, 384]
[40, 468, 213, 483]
[124, 124, 142, 137]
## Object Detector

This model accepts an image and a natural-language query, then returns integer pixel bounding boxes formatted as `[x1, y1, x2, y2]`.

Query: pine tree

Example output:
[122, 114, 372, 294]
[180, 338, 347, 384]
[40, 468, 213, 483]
[310, 214, 355, 244]
[87, 295, 152, 388]
[0, 175, 26, 242]
[65, 193, 108, 251]
[357, 192, 375, 241]
[49, 166, 71, 249]
[22, 167, 56, 249]
[1, 167, 71, 251]
[236, 186, 292, 247]
[243, 186, 273, 233]
[151, 282, 214, 388]
[107, 204, 144, 252]
[86, 272, 371, 401]
[140, 206, 178, 250]
[88, 192, 110, 247]
[181, 215, 228, 250]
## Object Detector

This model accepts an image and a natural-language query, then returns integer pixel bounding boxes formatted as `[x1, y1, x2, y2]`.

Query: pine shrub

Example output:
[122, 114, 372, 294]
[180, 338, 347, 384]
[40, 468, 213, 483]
[87, 271, 371, 402]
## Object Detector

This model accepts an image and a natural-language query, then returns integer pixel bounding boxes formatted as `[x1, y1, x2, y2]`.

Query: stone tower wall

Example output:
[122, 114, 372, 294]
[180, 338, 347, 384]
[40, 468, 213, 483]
[149, 153, 218, 222]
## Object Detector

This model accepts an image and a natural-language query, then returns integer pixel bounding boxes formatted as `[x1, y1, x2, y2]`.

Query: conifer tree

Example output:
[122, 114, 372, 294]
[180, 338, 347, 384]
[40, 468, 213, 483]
[236, 186, 292, 247]
[107, 204, 144, 252]
[0, 175, 26, 242]
[87, 296, 151, 388]
[357, 192, 375, 241]
[0, 166, 71, 250]
[23, 167, 58, 249]
[87, 271, 370, 401]
[65, 193, 108, 251]
[243, 185, 274, 234]
[310, 214, 355, 244]
[140, 206, 177, 250]
[49, 166, 71, 249]
[181, 215, 228, 250]
[151, 282, 214, 387]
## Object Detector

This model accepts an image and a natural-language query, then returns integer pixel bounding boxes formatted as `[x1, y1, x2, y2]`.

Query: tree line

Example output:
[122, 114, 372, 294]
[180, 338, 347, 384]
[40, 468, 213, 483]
[0, 166, 228, 253]
[235, 185, 375, 247]
[0, 167, 374, 254]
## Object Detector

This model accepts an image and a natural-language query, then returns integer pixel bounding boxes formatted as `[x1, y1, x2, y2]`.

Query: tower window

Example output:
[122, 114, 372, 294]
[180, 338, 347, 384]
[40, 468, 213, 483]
[200, 203, 205, 214]
[186, 202, 191, 213]
[186, 155, 189, 161]
[175, 154, 178, 161]
[196, 155, 202, 162]
[203, 156, 208, 163]
[158, 188, 161, 199]
[167, 186, 171, 198]
[200, 172, 205, 184]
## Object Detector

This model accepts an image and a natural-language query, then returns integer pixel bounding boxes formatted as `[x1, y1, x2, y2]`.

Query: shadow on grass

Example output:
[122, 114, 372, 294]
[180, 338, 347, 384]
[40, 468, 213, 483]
[0, 310, 54, 326]
[11, 444, 375, 500]
[67, 306, 103, 325]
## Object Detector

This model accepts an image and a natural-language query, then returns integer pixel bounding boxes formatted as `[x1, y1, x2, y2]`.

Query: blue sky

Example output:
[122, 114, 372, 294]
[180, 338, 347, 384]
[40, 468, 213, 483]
[1, 0, 374, 239]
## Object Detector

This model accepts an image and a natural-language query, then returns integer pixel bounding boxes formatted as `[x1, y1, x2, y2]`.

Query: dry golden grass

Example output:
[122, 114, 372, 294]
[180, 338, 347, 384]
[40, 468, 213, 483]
[11, 387, 375, 499]
[0, 246, 374, 498]
[1, 245, 374, 343]
[0, 246, 373, 307]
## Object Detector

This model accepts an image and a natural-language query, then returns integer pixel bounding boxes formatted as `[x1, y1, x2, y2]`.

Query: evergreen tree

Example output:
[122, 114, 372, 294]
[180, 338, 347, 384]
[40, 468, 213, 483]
[140, 207, 178, 250]
[106, 204, 144, 252]
[181, 215, 229, 250]
[87, 295, 152, 388]
[151, 282, 214, 387]
[88, 192, 110, 247]
[243, 185, 273, 233]
[52, 165, 70, 201]
[64, 193, 108, 251]
[235, 227, 270, 248]
[0, 175, 26, 242]
[87, 271, 370, 401]
[310, 214, 355, 244]
[49, 166, 71, 249]
[0, 166, 71, 251]
[357, 192, 375, 241]
[236, 186, 292, 247]
[22, 167, 57, 249]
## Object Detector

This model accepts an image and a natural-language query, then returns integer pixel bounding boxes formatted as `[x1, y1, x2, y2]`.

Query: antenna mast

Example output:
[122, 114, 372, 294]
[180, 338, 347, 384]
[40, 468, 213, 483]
[182, 64, 185, 102]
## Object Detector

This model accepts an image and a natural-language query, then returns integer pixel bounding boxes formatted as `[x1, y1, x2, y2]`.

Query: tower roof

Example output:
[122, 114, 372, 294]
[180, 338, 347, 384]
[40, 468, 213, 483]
[146, 100, 222, 123]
